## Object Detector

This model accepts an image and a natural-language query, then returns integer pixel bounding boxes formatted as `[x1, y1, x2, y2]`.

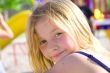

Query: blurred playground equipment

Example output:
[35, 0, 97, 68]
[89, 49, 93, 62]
[86, 0, 110, 18]
[106, 29, 110, 39]
[86, 0, 110, 39]
[0, 10, 32, 49]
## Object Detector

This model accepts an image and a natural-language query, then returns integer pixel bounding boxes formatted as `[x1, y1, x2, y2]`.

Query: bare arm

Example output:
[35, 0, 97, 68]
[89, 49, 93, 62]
[0, 13, 13, 39]
[45, 53, 108, 73]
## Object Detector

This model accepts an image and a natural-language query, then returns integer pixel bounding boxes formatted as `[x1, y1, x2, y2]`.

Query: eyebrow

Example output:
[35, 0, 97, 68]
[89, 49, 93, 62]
[51, 28, 58, 33]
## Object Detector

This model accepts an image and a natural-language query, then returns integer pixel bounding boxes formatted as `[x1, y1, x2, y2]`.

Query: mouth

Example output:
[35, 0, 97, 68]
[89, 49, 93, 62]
[52, 50, 65, 58]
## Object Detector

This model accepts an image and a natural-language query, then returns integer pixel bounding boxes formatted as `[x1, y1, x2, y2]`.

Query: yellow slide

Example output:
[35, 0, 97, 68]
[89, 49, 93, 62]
[0, 10, 32, 49]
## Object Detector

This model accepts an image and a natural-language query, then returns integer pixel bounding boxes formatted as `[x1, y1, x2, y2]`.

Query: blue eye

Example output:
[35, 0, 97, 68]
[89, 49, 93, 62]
[40, 40, 47, 45]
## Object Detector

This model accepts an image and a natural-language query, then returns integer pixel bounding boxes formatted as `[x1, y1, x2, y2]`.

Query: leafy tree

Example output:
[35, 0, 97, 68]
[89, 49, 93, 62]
[0, 0, 33, 20]
[0, 0, 32, 11]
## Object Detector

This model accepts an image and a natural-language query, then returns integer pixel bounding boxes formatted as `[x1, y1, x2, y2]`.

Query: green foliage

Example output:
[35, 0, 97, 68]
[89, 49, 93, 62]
[0, 0, 33, 12]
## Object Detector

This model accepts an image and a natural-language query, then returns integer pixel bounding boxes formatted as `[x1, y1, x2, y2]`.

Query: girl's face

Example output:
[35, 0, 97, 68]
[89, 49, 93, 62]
[35, 17, 79, 62]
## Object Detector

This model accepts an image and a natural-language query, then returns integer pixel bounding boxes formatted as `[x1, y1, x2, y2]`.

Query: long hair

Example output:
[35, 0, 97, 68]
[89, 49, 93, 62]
[27, 0, 110, 73]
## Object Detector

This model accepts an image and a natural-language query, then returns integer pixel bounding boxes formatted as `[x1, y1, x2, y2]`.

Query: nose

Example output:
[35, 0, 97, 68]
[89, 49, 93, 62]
[47, 40, 58, 52]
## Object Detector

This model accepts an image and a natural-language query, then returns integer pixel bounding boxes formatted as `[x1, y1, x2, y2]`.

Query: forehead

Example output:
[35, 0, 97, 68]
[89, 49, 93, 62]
[35, 17, 58, 38]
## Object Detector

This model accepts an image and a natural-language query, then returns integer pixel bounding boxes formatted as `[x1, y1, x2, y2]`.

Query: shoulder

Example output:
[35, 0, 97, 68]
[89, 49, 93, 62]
[47, 53, 108, 73]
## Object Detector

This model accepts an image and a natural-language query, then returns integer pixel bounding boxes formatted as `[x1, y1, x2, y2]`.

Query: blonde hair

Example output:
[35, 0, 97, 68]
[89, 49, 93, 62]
[27, 0, 110, 73]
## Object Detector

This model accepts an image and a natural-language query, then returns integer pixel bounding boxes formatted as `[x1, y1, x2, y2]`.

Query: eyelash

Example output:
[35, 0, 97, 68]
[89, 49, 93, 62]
[55, 32, 62, 38]
[40, 40, 47, 45]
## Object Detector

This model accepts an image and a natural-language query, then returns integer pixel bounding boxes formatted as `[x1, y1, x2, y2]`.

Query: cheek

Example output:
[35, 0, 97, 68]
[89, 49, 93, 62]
[58, 36, 76, 51]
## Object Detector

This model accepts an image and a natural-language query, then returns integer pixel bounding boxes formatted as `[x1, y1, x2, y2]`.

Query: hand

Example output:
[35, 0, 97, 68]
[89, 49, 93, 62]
[0, 13, 5, 25]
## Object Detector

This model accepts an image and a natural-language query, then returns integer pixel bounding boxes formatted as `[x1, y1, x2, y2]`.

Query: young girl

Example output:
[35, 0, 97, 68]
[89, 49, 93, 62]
[0, 13, 13, 39]
[27, 0, 110, 73]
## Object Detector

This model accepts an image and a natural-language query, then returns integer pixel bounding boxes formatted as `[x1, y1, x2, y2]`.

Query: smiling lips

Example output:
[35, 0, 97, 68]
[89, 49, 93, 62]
[52, 50, 65, 58]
